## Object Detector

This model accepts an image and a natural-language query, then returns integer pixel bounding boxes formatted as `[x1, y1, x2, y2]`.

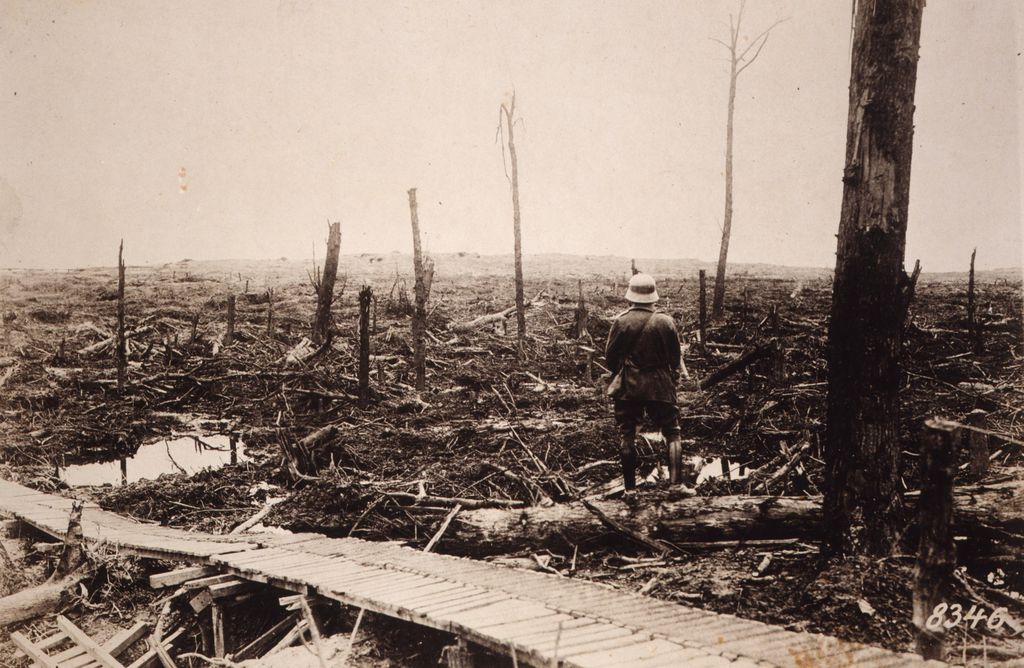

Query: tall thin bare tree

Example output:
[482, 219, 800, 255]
[115, 240, 126, 392]
[825, 0, 925, 556]
[498, 93, 526, 358]
[711, 1, 784, 318]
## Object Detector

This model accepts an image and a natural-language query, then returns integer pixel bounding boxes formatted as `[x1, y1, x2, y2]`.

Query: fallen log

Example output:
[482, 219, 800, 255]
[0, 502, 89, 628]
[448, 293, 543, 333]
[447, 478, 1024, 556]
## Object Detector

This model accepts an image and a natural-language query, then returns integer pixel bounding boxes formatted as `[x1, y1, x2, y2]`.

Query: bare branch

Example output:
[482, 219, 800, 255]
[736, 17, 788, 64]
[736, 34, 770, 76]
[709, 36, 732, 51]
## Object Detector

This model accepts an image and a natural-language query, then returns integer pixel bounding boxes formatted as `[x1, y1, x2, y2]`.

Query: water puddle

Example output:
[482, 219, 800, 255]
[58, 434, 248, 487]
[695, 457, 750, 486]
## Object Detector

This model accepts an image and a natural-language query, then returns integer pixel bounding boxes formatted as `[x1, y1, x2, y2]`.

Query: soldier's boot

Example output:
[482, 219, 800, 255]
[620, 435, 637, 491]
[667, 436, 684, 485]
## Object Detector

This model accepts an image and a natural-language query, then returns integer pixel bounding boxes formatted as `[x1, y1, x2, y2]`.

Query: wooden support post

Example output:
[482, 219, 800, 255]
[211, 602, 226, 658]
[965, 409, 989, 478]
[225, 295, 236, 346]
[441, 637, 477, 668]
[116, 240, 126, 391]
[408, 188, 428, 392]
[312, 221, 341, 344]
[913, 418, 957, 661]
[698, 269, 707, 345]
[358, 286, 372, 408]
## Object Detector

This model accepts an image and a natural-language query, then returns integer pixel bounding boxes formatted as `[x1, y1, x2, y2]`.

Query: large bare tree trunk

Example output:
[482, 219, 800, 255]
[825, 0, 926, 555]
[312, 222, 341, 345]
[408, 188, 428, 392]
[501, 94, 526, 358]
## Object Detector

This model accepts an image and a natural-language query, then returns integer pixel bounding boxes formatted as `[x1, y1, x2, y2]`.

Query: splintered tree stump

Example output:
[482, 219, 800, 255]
[312, 222, 342, 344]
[225, 294, 236, 346]
[408, 188, 428, 392]
[913, 419, 957, 660]
[358, 286, 372, 407]
[116, 240, 127, 391]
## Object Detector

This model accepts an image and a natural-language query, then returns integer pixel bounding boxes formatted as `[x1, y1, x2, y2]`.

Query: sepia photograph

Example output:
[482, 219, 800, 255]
[0, 1, 1021, 666]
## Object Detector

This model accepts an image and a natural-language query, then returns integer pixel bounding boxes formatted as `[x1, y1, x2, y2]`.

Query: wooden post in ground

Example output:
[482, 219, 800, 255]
[408, 188, 428, 392]
[965, 409, 989, 477]
[358, 286, 372, 407]
[913, 418, 957, 661]
[312, 222, 341, 344]
[698, 269, 707, 346]
[115, 240, 126, 392]
[225, 295, 236, 346]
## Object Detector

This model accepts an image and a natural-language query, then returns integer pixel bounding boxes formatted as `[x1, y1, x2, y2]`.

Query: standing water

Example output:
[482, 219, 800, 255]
[58, 434, 248, 487]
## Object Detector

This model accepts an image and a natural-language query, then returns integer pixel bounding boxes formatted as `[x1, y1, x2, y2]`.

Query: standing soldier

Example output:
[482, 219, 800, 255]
[605, 273, 685, 493]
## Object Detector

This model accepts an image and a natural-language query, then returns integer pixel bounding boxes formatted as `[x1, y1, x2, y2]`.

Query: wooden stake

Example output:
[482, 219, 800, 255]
[115, 240, 126, 392]
[312, 222, 341, 344]
[358, 286, 372, 408]
[408, 188, 428, 392]
[913, 418, 957, 661]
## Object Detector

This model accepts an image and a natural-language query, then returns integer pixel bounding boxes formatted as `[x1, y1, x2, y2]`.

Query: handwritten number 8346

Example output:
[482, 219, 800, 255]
[926, 603, 1006, 632]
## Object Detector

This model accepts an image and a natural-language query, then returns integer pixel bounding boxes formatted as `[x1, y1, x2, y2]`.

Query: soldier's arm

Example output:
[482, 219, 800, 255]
[605, 320, 625, 373]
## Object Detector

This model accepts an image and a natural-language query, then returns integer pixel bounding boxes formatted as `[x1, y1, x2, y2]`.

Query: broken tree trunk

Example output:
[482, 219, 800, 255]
[825, 0, 925, 556]
[445, 478, 1024, 556]
[408, 188, 428, 392]
[312, 222, 341, 345]
[698, 269, 707, 347]
[116, 240, 127, 391]
[697, 340, 775, 391]
[967, 248, 983, 354]
[570, 280, 588, 339]
[913, 419, 957, 660]
[0, 503, 88, 627]
[358, 286, 372, 408]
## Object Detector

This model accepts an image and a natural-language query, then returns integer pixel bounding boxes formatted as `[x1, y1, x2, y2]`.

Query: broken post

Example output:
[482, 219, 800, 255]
[631, 259, 638, 276]
[116, 240, 126, 391]
[408, 188, 428, 392]
[358, 285, 372, 407]
[312, 221, 341, 344]
[225, 295, 236, 346]
[965, 409, 989, 478]
[913, 418, 957, 661]
[698, 269, 707, 347]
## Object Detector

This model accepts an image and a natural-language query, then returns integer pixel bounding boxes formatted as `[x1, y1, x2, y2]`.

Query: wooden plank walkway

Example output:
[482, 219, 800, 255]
[0, 480, 942, 668]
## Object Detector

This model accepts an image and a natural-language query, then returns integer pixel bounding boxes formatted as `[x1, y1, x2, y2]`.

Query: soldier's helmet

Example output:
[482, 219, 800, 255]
[625, 273, 659, 304]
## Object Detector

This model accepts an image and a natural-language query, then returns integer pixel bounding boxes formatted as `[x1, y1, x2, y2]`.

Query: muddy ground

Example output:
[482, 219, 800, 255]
[0, 254, 1021, 665]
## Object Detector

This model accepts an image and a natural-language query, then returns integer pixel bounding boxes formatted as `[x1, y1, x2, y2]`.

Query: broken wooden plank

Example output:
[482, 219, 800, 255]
[148, 566, 218, 589]
[229, 611, 301, 661]
[9, 630, 60, 668]
[55, 616, 124, 668]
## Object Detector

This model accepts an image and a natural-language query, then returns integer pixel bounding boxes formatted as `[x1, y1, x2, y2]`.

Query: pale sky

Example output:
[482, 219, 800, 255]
[0, 1, 1021, 271]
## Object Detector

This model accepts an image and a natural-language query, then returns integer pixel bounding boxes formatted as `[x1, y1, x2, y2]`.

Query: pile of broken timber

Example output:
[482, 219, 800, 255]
[9, 615, 169, 668]
[148, 565, 322, 663]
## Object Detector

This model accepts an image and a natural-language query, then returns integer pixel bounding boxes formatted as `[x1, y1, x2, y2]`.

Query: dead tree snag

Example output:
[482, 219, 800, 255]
[408, 188, 428, 392]
[116, 240, 126, 391]
[825, 0, 925, 556]
[499, 93, 526, 358]
[358, 285, 372, 407]
[312, 221, 341, 344]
